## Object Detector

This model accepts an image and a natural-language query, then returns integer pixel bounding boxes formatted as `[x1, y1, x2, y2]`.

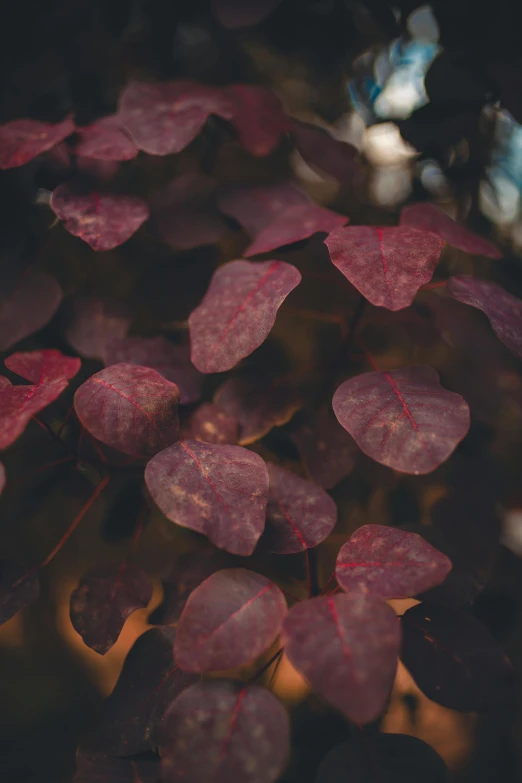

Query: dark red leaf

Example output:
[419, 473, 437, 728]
[401, 603, 514, 711]
[74, 115, 138, 161]
[152, 208, 228, 251]
[316, 734, 448, 783]
[0, 114, 75, 169]
[214, 374, 299, 445]
[187, 403, 239, 444]
[289, 409, 356, 489]
[103, 337, 202, 405]
[217, 181, 311, 237]
[245, 203, 347, 257]
[0, 376, 69, 450]
[189, 260, 301, 373]
[291, 119, 361, 185]
[74, 364, 180, 458]
[161, 681, 289, 783]
[74, 752, 158, 783]
[119, 80, 233, 156]
[5, 349, 81, 384]
[400, 202, 502, 259]
[224, 85, 290, 156]
[150, 173, 217, 210]
[0, 560, 39, 625]
[281, 594, 400, 723]
[324, 226, 442, 311]
[448, 276, 522, 359]
[70, 561, 153, 655]
[332, 366, 470, 474]
[0, 271, 62, 351]
[262, 463, 337, 553]
[211, 0, 283, 28]
[51, 183, 149, 251]
[65, 296, 132, 360]
[0, 462, 5, 495]
[83, 627, 197, 755]
[175, 568, 286, 673]
[144, 440, 269, 556]
[335, 524, 451, 599]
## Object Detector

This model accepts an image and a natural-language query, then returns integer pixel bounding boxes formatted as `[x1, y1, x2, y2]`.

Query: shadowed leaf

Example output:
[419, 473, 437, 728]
[0, 376, 68, 449]
[245, 204, 346, 257]
[210, 0, 283, 28]
[0, 115, 75, 169]
[65, 296, 132, 360]
[161, 681, 289, 783]
[224, 85, 290, 156]
[70, 561, 153, 655]
[189, 260, 301, 373]
[324, 226, 442, 311]
[144, 440, 269, 556]
[0, 560, 39, 625]
[289, 409, 356, 489]
[187, 403, 239, 444]
[217, 181, 311, 237]
[73, 752, 159, 783]
[291, 119, 361, 185]
[332, 366, 470, 474]
[5, 349, 81, 384]
[74, 115, 138, 161]
[0, 271, 62, 352]
[281, 594, 400, 723]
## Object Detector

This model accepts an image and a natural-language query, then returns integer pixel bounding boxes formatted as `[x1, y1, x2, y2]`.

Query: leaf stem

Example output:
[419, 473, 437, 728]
[248, 647, 284, 684]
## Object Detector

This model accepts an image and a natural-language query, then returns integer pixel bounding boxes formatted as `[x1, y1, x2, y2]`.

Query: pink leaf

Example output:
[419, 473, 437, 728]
[448, 276, 522, 359]
[144, 440, 269, 556]
[0, 560, 40, 625]
[0, 114, 75, 169]
[224, 85, 291, 156]
[119, 80, 233, 156]
[103, 336, 202, 405]
[175, 568, 286, 673]
[400, 202, 502, 258]
[245, 203, 347, 257]
[281, 594, 400, 723]
[74, 115, 138, 161]
[189, 260, 301, 373]
[187, 402, 239, 444]
[65, 296, 132, 361]
[74, 364, 180, 458]
[5, 349, 81, 384]
[332, 366, 470, 474]
[0, 376, 69, 450]
[335, 524, 452, 599]
[161, 681, 289, 783]
[0, 271, 62, 351]
[51, 183, 149, 251]
[291, 119, 361, 185]
[324, 226, 442, 311]
[214, 374, 299, 445]
[211, 0, 283, 28]
[262, 463, 337, 553]
[70, 561, 153, 655]
[289, 409, 356, 489]
[217, 181, 311, 237]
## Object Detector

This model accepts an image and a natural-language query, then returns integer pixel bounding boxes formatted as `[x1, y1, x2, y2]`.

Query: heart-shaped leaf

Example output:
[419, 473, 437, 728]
[73, 752, 158, 783]
[74, 364, 180, 458]
[245, 204, 347, 257]
[144, 440, 269, 556]
[315, 734, 448, 783]
[5, 349, 81, 384]
[400, 202, 502, 258]
[335, 524, 452, 599]
[0, 560, 39, 625]
[291, 119, 361, 185]
[401, 603, 514, 711]
[51, 184, 149, 251]
[65, 296, 132, 360]
[175, 568, 286, 673]
[189, 260, 301, 373]
[324, 226, 442, 311]
[448, 276, 522, 359]
[281, 594, 400, 723]
[217, 181, 311, 237]
[161, 681, 289, 783]
[187, 403, 239, 444]
[210, 0, 283, 28]
[70, 561, 153, 654]
[83, 627, 197, 755]
[0, 115, 75, 169]
[103, 337, 202, 405]
[0, 271, 62, 351]
[289, 409, 356, 489]
[119, 80, 233, 156]
[332, 366, 470, 474]
[214, 374, 299, 445]
[262, 463, 337, 553]
[74, 115, 138, 161]
[0, 376, 69, 450]
[224, 85, 290, 156]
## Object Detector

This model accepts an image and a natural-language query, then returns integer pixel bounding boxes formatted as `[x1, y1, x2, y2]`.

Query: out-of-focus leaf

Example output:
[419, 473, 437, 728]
[187, 402, 239, 444]
[224, 84, 291, 156]
[400, 203, 502, 258]
[245, 204, 347, 257]
[289, 409, 356, 489]
[0, 115, 75, 169]
[291, 119, 361, 185]
[65, 296, 132, 361]
[217, 181, 311, 237]
[0, 560, 39, 625]
[0, 271, 62, 352]
[74, 115, 138, 161]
